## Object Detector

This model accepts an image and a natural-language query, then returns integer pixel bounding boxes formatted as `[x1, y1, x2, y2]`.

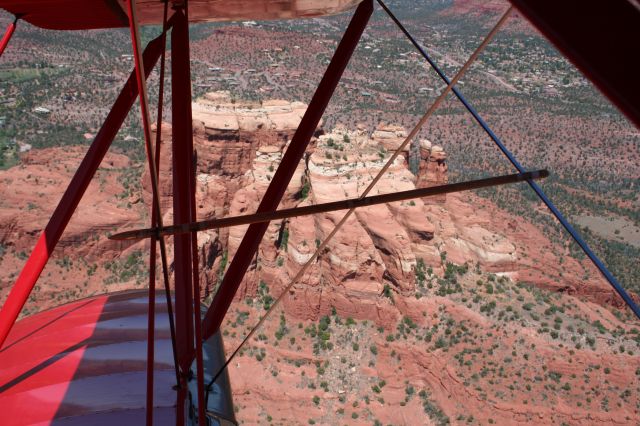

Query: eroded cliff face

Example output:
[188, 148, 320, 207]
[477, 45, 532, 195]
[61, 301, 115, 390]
[141, 93, 494, 311]
[136, 92, 617, 324]
[0, 147, 148, 313]
[142, 92, 312, 295]
[0, 147, 139, 256]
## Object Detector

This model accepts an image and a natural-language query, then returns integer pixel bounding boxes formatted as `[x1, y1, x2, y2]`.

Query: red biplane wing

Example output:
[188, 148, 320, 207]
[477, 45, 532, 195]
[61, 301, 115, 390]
[0, 0, 362, 30]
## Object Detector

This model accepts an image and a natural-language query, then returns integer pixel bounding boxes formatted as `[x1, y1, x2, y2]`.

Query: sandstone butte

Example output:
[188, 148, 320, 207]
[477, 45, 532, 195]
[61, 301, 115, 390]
[0, 92, 638, 425]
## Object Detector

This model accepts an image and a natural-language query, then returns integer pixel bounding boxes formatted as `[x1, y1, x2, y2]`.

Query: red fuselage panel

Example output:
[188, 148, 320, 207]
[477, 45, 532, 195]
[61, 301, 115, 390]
[0, 291, 178, 425]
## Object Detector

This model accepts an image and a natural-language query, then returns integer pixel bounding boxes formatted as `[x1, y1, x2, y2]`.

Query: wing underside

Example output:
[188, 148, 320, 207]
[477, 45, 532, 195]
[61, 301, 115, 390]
[0, 0, 362, 30]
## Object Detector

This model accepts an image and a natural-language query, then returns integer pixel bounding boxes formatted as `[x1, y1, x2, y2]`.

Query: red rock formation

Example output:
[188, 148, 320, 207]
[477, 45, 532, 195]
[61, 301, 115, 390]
[1, 92, 630, 317]
[139, 93, 316, 297]
[0, 147, 142, 258]
[0, 147, 147, 314]
[137, 94, 630, 315]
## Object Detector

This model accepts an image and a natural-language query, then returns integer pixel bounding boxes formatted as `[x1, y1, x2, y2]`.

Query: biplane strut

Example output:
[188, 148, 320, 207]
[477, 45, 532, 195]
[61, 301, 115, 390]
[0, 13, 17, 56]
[110, 170, 550, 241]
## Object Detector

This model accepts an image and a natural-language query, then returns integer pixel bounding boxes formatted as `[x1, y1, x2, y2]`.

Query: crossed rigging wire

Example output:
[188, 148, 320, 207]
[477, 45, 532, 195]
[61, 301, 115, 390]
[110, 171, 548, 241]
[205, 5, 514, 396]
